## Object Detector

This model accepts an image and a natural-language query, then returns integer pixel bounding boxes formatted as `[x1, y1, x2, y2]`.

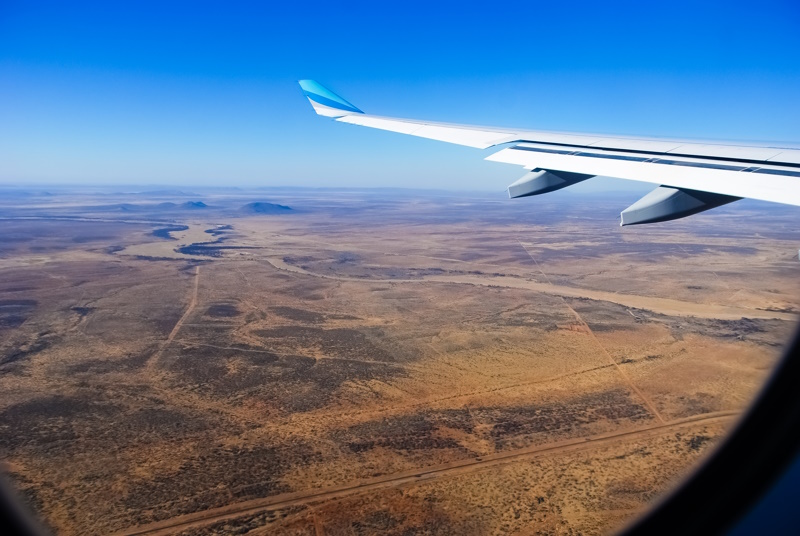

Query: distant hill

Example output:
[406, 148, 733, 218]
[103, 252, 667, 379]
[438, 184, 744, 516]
[108, 202, 176, 211]
[115, 203, 145, 211]
[92, 201, 207, 212]
[0, 189, 54, 198]
[241, 202, 292, 214]
[138, 189, 199, 197]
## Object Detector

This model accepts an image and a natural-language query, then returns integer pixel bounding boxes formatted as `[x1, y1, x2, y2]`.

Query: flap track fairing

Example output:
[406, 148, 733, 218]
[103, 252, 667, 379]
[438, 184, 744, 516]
[507, 169, 594, 198]
[620, 186, 740, 226]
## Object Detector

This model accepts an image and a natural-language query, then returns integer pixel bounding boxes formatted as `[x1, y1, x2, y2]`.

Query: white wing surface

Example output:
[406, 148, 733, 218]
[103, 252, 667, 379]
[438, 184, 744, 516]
[299, 80, 800, 225]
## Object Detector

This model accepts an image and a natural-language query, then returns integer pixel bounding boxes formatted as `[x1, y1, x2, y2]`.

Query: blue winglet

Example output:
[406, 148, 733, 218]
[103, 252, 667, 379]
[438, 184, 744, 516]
[298, 80, 363, 116]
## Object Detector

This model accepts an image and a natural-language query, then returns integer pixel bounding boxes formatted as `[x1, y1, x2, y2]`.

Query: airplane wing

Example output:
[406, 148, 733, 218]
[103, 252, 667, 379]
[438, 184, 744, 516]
[299, 80, 800, 225]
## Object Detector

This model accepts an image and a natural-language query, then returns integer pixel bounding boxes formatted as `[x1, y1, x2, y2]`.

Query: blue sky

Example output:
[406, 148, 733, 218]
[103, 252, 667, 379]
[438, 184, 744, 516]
[1, 1, 799, 191]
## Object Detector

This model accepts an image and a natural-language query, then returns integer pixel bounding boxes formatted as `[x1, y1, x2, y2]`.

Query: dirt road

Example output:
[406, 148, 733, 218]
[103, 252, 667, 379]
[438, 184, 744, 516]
[146, 265, 200, 369]
[113, 411, 737, 536]
[265, 257, 795, 321]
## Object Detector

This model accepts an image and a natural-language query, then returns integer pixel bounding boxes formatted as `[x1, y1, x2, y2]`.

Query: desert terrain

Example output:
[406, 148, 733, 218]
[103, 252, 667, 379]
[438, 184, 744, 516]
[0, 185, 798, 535]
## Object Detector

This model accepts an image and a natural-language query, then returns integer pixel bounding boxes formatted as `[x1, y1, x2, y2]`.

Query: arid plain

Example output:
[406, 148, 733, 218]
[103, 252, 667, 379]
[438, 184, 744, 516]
[0, 186, 798, 535]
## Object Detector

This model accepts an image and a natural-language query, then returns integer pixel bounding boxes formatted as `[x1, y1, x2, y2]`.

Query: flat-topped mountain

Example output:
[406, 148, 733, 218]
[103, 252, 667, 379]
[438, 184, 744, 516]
[240, 202, 292, 214]
[181, 201, 208, 209]
[87, 201, 209, 212]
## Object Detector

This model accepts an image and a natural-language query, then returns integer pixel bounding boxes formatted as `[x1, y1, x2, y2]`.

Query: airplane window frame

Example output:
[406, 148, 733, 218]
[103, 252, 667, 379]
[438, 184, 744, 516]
[621, 324, 800, 535]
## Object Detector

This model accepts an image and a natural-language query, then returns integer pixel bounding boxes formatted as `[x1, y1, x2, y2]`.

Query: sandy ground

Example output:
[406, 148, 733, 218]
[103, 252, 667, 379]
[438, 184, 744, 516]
[0, 188, 797, 535]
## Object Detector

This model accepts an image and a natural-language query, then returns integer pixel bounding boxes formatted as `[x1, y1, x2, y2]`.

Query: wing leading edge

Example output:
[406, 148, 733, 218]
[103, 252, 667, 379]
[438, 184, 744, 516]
[298, 80, 800, 225]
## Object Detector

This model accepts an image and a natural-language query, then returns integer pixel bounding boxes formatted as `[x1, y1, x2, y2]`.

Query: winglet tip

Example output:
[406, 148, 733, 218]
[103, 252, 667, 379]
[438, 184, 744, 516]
[298, 80, 363, 117]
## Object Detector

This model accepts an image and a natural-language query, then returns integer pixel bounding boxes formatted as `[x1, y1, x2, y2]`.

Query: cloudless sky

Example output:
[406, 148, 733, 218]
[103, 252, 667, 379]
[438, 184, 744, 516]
[1, 0, 799, 190]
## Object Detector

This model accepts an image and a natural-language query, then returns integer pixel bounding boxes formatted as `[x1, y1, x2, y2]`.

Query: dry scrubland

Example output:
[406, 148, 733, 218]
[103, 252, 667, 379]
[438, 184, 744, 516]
[0, 188, 798, 535]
